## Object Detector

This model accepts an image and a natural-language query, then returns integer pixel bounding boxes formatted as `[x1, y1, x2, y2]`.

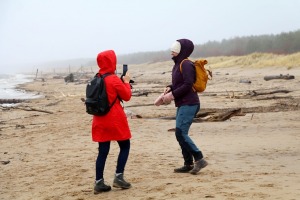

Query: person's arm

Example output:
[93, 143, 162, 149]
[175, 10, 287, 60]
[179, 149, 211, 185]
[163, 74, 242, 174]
[113, 75, 131, 101]
[172, 61, 195, 99]
[164, 85, 172, 94]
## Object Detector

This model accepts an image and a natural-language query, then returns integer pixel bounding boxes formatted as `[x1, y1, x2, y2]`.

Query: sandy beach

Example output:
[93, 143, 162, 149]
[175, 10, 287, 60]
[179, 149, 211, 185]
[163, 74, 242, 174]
[1, 61, 300, 200]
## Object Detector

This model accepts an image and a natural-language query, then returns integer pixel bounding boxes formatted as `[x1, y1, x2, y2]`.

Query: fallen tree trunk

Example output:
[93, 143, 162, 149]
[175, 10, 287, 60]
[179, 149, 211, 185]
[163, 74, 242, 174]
[194, 108, 243, 122]
[264, 74, 295, 81]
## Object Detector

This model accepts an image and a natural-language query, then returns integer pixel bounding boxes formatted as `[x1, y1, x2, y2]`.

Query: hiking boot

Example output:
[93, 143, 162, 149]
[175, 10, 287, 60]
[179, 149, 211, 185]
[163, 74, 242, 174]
[190, 158, 208, 175]
[113, 173, 132, 189]
[174, 165, 194, 173]
[94, 179, 111, 194]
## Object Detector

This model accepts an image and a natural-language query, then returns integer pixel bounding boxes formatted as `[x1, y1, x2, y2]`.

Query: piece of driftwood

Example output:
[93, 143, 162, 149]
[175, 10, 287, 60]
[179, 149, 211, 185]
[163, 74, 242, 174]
[1, 160, 10, 165]
[126, 103, 154, 108]
[64, 73, 74, 82]
[16, 124, 25, 129]
[226, 90, 235, 99]
[247, 90, 290, 97]
[168, 109, 243, 130]
[195, 111, 215, 118]
[132, 92, 149, 97]
[239, 79, 251, 84]
[264, 74, 295, 81]
[0, 99, 26, 104]
[167, 128, 176, 132]
[15, 107, 53, 114]
[45, 100, 63, 106]
[194, 108, 242, 122]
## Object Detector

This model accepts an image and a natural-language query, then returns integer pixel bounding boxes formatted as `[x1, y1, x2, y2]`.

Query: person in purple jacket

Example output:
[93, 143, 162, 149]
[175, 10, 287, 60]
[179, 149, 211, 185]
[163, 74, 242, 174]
[162, 39, 208, 175]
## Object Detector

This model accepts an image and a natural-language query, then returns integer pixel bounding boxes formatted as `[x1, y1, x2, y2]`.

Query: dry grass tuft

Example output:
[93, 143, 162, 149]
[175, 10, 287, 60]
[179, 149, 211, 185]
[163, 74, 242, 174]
[198, 52, 300, 69]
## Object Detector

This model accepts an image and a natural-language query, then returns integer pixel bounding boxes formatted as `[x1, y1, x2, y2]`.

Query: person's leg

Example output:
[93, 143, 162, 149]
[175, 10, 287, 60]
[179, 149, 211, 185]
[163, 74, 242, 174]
[176, 105, 208, 175]
[113, 139, 131, 189]
[94, 141, 111, 194]
[175, 106, 194, 166]
[96, 141, 111, 180]
[174, 129, 194, 173]
[116, 139, 130, 174]
[176, 105, 203, 162]
[175, 128, 194, 166]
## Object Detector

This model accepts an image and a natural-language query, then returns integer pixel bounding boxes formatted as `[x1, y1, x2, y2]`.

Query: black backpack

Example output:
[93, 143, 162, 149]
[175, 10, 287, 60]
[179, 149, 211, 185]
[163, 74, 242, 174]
[85, 73, 117, 116]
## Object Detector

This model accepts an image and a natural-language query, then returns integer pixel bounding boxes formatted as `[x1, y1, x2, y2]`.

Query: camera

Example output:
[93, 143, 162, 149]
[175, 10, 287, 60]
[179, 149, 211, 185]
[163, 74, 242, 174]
[122, 64, 128, 76]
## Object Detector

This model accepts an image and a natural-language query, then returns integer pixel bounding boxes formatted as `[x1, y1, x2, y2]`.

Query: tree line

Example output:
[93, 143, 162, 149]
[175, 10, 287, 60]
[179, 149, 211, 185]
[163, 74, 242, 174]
[117, 29, 300, 64]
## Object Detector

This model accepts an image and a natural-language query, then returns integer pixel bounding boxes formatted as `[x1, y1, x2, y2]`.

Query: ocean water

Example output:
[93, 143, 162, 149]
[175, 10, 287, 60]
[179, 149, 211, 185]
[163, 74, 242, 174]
[0, 74, 43, 105]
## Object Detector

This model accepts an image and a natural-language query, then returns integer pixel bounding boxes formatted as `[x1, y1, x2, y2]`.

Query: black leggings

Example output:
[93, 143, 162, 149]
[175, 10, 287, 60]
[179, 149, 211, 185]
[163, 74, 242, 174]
[96, 140, 130, 180]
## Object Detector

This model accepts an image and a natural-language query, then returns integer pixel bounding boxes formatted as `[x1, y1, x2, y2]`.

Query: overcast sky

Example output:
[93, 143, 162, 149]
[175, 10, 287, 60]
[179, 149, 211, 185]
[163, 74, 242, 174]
[0, 0, 299, 73]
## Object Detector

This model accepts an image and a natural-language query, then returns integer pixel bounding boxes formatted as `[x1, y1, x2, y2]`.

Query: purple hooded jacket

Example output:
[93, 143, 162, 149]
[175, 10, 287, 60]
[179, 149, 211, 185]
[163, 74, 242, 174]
[170, 39, 200, 107]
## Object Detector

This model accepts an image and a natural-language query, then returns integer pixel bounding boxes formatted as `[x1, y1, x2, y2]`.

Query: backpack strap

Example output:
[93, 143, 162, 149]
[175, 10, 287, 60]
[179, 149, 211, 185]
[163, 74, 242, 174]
[179, 59, 197, 92]
[179, 59, 192, 73]
[99, 73, 112, 78]
[98, 73, 119, 108]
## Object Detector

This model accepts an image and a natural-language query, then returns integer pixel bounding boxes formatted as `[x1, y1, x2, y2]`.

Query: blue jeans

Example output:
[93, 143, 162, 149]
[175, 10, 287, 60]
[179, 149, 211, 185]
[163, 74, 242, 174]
[175, 105, 203, 165]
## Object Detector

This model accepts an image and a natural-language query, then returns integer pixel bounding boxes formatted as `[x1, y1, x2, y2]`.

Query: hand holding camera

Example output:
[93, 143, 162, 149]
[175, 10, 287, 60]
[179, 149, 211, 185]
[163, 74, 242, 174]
[122, 72, 131, 83]
[121, 64, 134, 85]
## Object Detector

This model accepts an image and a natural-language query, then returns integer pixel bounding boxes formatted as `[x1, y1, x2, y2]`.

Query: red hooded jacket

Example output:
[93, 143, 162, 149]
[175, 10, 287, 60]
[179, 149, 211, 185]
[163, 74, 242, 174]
[92, 50, 132, 142]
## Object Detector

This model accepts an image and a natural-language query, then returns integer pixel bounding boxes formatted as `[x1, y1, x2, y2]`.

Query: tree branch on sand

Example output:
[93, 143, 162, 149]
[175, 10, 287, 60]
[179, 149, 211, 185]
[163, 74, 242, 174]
[12, 106, 53, 114]
[231, 89, 292, 99]
[0, 99, 27, 104]
[194, 108, 243, 122]
[264, 74, 295, 81]
[247, 90, 291, 97]
[132, 91, 149, 97]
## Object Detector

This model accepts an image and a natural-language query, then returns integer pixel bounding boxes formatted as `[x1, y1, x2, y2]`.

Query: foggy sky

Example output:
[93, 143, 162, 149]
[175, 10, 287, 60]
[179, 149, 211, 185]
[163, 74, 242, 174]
[0, 0, 299, 74]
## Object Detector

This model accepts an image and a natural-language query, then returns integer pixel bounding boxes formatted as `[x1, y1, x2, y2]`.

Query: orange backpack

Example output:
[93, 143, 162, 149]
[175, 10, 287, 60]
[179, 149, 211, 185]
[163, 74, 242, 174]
[180, 59, 212, 93]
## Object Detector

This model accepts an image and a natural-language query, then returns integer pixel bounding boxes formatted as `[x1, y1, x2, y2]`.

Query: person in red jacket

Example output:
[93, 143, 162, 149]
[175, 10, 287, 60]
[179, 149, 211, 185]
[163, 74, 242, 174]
[92, 50, 132, 194]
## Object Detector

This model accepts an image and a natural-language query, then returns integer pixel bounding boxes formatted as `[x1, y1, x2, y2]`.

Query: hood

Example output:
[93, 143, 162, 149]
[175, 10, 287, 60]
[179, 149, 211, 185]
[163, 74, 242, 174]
[172, 39, 194, 63]
[97, 50, 117, 74]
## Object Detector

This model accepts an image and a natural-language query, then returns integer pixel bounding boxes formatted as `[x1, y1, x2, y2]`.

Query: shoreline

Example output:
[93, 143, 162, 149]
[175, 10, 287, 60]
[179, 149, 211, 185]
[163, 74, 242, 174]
[0, 74, 43, 105]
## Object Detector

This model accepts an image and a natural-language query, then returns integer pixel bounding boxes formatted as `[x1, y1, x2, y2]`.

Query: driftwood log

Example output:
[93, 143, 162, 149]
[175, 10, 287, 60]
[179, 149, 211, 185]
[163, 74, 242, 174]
[14, 106, 53, 114]
[45, 100, 63, 106]
[1, 161, 10, 165]
[167, 108, 243, 131]
[194, 108, 243, 122]
[233, 89, 291, 99]
[255, 96, 292, 101]
[132, 92, 149, 97]
[239, 79, 251, 84]
[64, 73, 74, 82]
[247, 89, 290, 97]
[264, 74, 295, 81]
[0, 99, 27, 104]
